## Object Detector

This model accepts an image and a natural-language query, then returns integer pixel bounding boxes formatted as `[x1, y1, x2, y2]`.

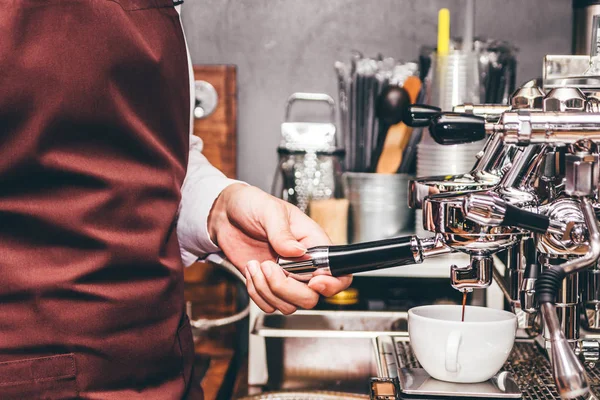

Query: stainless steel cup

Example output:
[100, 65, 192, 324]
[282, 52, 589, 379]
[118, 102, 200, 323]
[343, 172, 414, 243]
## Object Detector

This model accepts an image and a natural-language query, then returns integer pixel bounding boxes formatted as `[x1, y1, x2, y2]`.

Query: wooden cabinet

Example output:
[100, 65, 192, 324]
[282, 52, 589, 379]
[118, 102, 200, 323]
[192, 65, 237, 178]
[184, 65, 242, 400]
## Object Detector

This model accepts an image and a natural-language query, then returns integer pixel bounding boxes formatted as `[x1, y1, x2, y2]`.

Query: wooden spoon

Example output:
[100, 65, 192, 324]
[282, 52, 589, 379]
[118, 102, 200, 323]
[376, 76, 422, 174]
[370, 85, 411, 172]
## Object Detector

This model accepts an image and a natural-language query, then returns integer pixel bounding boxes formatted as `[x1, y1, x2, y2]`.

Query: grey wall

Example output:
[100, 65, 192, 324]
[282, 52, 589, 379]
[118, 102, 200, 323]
[182, 0, 571, 191]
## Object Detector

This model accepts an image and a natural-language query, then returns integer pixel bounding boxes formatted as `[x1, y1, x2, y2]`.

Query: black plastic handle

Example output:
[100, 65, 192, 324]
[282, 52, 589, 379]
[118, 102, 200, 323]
[403, 104, 442, 127]
[328, 236, 417, 276]
[502, 204, 550, 234]
[429, 113, 486, 145]
[523, 262, 540, 280]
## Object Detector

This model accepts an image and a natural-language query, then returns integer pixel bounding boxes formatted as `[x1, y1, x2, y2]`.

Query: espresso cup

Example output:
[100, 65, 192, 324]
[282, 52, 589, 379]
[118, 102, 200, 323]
[408, 305, 517, 383]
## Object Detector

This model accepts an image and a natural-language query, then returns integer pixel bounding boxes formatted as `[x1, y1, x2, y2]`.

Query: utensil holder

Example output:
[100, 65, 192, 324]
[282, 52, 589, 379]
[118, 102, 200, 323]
[343, 172, 414, 243]
[431, 51, 481, 111]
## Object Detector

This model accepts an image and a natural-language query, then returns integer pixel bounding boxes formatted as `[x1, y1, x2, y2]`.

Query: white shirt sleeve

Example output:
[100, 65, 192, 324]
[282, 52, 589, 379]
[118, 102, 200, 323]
[178, 134, 241, 267]
[175, 4, 245, 267]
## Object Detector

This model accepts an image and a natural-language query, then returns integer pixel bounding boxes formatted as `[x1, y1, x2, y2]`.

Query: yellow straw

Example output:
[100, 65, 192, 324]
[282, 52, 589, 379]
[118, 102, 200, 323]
[437, 8, 450, 56]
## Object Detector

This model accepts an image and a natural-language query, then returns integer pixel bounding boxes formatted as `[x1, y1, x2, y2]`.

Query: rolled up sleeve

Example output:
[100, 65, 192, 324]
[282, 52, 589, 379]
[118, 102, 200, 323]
[178, 134, 243, 266]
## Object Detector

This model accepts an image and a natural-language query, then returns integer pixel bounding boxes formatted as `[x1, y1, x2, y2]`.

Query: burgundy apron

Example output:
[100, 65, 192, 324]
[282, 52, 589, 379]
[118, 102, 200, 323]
[0, 0, 202, 398]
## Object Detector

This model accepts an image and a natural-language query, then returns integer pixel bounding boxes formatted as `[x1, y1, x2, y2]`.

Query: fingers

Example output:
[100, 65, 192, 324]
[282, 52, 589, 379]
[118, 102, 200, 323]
[245, 260, 320, 313]
[244, 267, 275, 313]
[262, 203, 307, 258]
[287, 205, 332, 248]
[245, 259, 353, 313]
[308, 274, 353, 297]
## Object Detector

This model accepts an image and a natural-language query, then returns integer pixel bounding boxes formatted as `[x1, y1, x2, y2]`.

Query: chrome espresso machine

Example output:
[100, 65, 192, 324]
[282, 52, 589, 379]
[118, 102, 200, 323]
[277, 58, 600, 399]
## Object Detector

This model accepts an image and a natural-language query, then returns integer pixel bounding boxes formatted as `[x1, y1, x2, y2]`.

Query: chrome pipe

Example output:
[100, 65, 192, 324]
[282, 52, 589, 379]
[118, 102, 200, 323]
[492, 111, 600, 145]
[492, 262, 514, 305]
[559, 198, 600, 275]
[541, 302, 589, 399]
[540, 197, 600, 399]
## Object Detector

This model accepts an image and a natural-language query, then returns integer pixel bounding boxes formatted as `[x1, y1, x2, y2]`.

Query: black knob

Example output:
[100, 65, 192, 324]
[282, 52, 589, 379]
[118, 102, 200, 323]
[524, 262, 540, 280]
[376, 86, 411, 126]
[429, 113, 486, 145]
[403, 104, 442, 127]
[502, 203, 550, 234]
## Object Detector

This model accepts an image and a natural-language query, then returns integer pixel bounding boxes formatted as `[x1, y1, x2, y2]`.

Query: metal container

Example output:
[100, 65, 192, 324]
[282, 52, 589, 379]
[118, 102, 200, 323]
[343, 172, 414, 243]
[573, 0, 600, 55]
[252, 310, 407, 393]
[272, 93, 344, 213]
[431, 51, 481, 112]
[582, 263, 600, 331]
[273, 148, 345, 213]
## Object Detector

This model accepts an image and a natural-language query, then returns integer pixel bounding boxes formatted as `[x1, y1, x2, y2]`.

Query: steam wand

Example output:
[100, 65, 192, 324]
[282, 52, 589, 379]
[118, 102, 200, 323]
[535, 197, 600, 399]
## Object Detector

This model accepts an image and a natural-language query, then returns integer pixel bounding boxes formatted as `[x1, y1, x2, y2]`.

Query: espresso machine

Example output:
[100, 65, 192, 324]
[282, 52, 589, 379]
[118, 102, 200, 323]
[276, 65, 600, 398]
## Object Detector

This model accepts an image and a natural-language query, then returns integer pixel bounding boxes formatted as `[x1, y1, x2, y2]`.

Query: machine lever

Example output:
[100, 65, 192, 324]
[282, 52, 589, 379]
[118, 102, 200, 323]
[463, 192, 551, 234]
[403, 104, 442, 127]
[429, 112, 487, 145]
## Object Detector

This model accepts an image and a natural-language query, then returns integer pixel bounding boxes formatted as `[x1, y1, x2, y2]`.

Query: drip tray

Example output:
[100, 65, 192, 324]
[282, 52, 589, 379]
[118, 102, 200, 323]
[397, 368, 520, 398]
[377, 337, 600, 399]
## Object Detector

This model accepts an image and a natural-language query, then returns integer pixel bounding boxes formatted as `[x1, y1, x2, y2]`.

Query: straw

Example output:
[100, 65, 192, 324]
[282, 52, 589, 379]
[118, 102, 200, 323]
[437, 8, 450, 56]
[462, 0, 474, 53]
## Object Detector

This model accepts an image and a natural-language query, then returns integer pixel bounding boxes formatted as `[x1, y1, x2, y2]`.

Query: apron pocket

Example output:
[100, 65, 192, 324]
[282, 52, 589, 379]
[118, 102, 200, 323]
[177, 314, 195, 388]
[107, 0, 174, 11]
[0, 353, 78, 400]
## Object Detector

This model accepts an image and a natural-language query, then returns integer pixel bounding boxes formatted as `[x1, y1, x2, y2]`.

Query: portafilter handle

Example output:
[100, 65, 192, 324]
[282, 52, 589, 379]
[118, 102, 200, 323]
[277, 235, 450, 281]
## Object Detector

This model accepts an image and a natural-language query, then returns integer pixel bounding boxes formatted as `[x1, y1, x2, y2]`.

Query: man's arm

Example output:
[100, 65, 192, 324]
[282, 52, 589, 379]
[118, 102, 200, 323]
[174, 4, 351, 312]
[175, 4, 242, 266]
[178, 134, 240, 266]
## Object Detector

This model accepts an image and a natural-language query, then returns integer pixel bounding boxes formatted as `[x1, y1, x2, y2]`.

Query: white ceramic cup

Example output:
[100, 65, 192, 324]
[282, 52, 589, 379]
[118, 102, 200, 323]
[408, 305, 517, 383]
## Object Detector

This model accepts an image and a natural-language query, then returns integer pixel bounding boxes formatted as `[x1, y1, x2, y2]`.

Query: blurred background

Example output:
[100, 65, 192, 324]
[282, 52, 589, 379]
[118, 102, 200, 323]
[182, 0, 570, 191]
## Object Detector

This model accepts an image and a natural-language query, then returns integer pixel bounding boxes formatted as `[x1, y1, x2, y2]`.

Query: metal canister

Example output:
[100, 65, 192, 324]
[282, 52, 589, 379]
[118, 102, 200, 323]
[582, 262, 600, 331]
[573, 0, 600, 55]
[343, 172, 414, 243]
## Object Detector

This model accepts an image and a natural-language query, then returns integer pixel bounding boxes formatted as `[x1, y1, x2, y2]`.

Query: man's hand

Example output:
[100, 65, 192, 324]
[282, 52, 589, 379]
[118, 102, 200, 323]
[208, 184, 352, 314]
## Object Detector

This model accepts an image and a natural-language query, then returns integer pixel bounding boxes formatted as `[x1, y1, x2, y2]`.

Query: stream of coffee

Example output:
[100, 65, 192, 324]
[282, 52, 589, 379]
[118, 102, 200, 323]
[461, 291, 468, 322]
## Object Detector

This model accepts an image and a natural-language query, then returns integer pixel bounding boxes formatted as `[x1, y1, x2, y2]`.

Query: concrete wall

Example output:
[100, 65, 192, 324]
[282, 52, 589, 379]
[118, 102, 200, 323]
[182, 0, 571, 191]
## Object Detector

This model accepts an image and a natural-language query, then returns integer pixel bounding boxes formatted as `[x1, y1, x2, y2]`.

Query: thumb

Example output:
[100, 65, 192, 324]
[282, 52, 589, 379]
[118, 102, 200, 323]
[263, 204, 306, 257]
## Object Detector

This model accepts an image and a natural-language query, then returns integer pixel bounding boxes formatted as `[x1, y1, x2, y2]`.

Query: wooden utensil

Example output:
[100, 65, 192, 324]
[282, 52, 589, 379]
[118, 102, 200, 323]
[403, 76, 422, 105]
[376, 77, 422, 174]
[375, 123, 412, 174]
[370, 86, 411, 172]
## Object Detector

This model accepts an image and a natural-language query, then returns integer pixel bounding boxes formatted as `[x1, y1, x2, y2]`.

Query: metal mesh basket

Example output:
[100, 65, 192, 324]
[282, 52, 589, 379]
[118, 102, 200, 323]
[396, 340, 600, 400]
[236, 391, 369, 400]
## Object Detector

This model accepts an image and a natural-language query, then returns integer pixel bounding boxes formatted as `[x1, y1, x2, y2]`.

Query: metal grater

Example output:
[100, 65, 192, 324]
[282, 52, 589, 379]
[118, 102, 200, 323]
[273, 93, 343, 213]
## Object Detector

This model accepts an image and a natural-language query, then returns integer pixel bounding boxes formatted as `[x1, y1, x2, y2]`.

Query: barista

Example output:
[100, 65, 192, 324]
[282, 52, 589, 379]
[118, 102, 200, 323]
[0, 1, 351, 399]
